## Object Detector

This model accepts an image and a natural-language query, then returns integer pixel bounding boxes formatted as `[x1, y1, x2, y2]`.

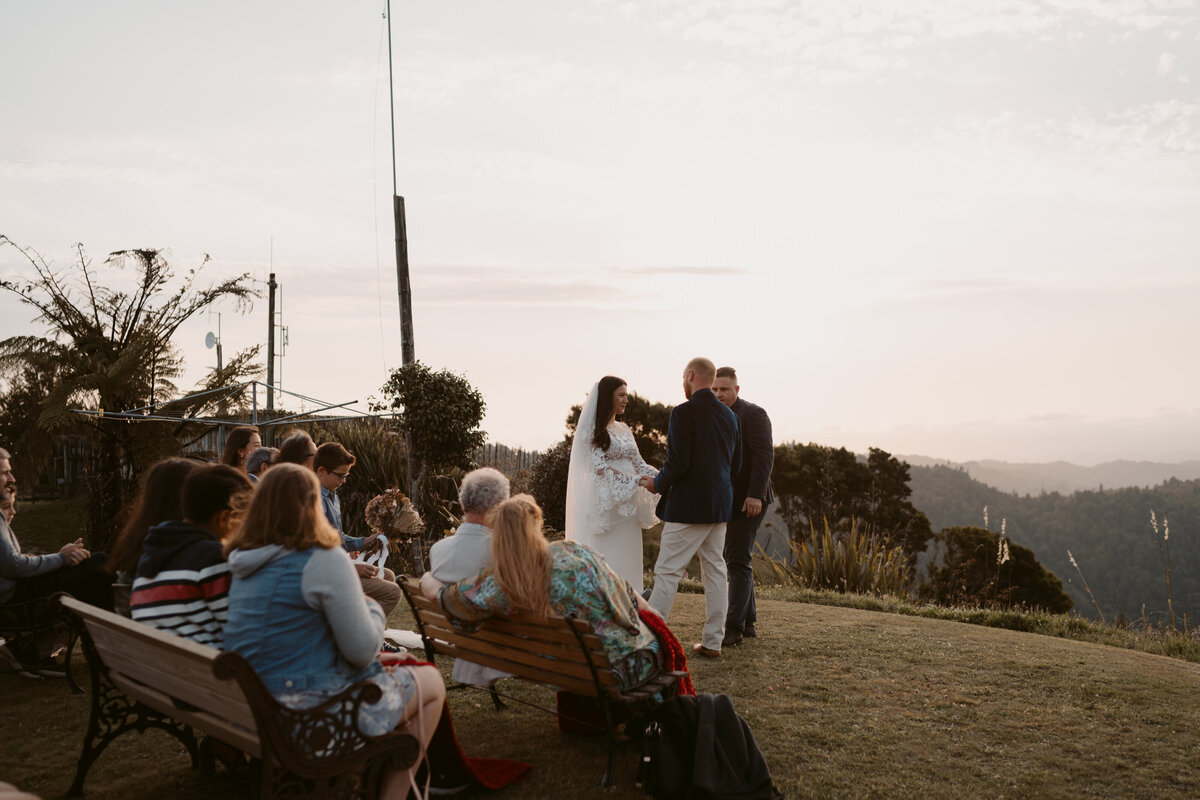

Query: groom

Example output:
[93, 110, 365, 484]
[640, 357, 741, 658]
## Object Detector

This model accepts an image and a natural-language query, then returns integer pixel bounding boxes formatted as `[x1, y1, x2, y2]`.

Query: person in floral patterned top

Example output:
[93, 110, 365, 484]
[420, 494, 662, 689]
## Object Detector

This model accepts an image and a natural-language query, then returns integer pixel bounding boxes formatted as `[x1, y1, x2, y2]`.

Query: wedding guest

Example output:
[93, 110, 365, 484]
[224, 463, 445, 797]
[640, 357, 741, 659]
[0, 485, 15, 524]
[316, 442, 401, 616]
[106, 457, 200, 616]
[0, 447, 113, 675]
[220, 425, 261, 470]
[429, 467, 511, 686]
[245, 446, 278, 483]
[421, 494, 663, 689]
[107, 458, 199, 582]
[276, 431, 317, 470]
[713, 366, 774, 648]
[130, 464, 252, 647]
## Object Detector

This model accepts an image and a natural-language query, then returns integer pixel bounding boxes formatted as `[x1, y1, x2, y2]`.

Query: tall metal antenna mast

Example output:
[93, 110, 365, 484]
[386, 0, 416, 365]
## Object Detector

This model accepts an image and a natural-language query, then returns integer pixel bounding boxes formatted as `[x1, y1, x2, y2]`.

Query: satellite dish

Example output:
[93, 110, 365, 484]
[205, 331, 217, 349]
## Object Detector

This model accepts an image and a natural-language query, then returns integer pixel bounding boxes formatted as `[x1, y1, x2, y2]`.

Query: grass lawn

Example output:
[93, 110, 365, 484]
[4, 593, 1200, 799]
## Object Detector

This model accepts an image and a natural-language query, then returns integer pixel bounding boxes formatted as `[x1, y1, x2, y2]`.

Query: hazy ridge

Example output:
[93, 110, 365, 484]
[901, 455, 1200, 496]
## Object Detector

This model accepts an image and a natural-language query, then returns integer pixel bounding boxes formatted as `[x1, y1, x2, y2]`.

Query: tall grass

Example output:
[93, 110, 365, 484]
[1149, 510, 1177, 630]
[764, 518, 910, 597]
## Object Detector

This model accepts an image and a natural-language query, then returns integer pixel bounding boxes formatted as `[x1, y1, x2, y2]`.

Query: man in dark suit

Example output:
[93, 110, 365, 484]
[640, 357, 741, 658]
[713, 367, 774, 648]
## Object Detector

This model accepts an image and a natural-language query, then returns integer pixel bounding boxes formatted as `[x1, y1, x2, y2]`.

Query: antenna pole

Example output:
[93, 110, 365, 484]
[267, 272, 277, 411]
[387, 0, 416, 365]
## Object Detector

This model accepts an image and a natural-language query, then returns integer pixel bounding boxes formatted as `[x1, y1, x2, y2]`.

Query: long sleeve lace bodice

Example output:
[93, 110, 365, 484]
[589, 422, 658, 528]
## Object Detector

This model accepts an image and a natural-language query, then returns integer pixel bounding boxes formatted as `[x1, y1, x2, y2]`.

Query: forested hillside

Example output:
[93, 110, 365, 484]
[909, 465, 1200, 624]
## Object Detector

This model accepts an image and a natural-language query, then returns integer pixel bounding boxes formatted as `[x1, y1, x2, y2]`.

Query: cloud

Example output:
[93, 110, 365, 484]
[616, 265, 748, 276]
[410, 264, 638, 307]
[1157, 51, 1178, 75]
[903, 277, 1022, 298]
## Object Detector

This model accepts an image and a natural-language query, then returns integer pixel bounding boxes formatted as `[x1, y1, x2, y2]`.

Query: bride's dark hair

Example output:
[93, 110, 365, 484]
[591, 375, 626, 452]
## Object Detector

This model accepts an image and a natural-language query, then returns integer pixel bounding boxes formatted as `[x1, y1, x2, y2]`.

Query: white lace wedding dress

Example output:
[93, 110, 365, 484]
[565, 420, 659, 592]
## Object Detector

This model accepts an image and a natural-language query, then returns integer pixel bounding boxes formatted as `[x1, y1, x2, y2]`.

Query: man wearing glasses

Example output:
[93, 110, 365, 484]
[315, 442, 402, 615]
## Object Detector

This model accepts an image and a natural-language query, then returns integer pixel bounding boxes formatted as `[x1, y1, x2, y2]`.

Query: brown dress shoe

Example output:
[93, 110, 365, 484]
[692, 643, 721, 658]
[721, 629, 744, 648]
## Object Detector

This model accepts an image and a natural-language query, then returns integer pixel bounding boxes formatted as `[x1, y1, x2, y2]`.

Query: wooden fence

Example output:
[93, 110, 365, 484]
[475, 442, 540, 476]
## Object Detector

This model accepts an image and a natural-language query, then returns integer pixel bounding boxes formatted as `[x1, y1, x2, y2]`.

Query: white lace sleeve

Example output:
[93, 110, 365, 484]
[630, 442, 658, 479]
[590, 441, 640, 513]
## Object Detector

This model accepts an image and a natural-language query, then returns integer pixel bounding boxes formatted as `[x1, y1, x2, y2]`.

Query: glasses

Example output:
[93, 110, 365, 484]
[331, 470, 351, 483]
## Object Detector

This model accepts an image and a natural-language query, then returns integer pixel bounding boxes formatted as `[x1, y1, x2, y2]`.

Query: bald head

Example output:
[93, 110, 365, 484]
[683, 357, 717, 398]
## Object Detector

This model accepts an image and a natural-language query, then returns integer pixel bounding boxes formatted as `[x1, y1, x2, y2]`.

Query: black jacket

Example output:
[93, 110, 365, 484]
[729, 397, 774, 519]
[653, 389, 741, 524]
[643, 692, 783, 800]
[134, 520, 224, 580]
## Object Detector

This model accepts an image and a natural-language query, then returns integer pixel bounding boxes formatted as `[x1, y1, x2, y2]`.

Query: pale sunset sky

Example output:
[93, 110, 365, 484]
[1, 1, 1198, 464]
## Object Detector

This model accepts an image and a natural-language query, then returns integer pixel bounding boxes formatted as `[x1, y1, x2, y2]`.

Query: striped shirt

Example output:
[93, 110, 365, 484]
[130, 562, 231, 647]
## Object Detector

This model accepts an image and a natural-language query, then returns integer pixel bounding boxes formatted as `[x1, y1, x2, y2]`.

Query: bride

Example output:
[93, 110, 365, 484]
[565, 376, 659, 592]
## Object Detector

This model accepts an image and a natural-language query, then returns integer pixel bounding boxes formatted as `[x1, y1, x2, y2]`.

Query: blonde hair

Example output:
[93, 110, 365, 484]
[224, 463, 340, 555]
[489, 494, 551, 616]
[685, 357, 716, 382]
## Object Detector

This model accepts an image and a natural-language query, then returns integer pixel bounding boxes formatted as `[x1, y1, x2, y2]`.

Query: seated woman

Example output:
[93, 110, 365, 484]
[223, 463, 444, 797]
[106, 457, 199, 615]
[420, 493, 662, 690]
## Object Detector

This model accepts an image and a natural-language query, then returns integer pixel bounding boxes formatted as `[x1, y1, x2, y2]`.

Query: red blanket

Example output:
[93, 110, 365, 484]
[639, 608, 695, 697]
[425, 700, 533, 790]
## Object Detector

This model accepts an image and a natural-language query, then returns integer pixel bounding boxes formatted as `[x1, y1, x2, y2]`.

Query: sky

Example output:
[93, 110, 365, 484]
[1, 0, 1198, 465]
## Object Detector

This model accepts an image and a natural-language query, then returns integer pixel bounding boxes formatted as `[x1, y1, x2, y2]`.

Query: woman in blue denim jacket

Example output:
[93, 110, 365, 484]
[223, 463, 444, 798]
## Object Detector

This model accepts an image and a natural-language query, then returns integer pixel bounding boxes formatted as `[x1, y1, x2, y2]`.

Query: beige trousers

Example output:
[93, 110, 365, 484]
[361, 566, 402, 617]
[648, 521, 728, 650]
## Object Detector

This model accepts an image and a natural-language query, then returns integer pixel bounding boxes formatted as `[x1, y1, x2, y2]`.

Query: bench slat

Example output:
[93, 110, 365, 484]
[108, 671, 263, 757]
[406, 595, 593, 650]
[418, 617, 612, 667]
[84, 626, 258, 730]
[429, 641, 605, 696]
[422, 627, 615, 685]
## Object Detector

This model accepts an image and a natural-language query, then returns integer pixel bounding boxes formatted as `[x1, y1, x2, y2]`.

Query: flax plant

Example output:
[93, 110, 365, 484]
[766, 518, 911, 597]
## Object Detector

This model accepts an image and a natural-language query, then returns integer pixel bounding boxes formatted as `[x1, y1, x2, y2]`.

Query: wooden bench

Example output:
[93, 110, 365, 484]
[52, 594, 420, 799]
[398, 577, 682, 787]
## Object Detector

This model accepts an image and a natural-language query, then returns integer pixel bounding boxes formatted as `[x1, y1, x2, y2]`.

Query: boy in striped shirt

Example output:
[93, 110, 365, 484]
[130, 464, 252, 647]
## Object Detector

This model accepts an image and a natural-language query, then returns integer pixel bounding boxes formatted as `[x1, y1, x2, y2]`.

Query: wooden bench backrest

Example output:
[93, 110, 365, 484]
[58, 595, 262, 757]
[400, 579, 622, 697]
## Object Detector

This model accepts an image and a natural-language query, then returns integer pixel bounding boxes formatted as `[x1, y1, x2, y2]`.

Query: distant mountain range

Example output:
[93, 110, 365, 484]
[899, 456, 1200, 496]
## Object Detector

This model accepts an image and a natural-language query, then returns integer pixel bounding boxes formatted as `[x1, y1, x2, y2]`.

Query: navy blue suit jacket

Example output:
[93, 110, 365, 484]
[730, 397, 774, 520]
[653, 388, 741, 524]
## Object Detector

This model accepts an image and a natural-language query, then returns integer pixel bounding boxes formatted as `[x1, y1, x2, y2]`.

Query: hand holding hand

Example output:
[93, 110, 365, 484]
[742, 498, 763, 517]
[354, 562, 378, 579]
[638, 475, 657, 492]
[59, 538, 89, 565]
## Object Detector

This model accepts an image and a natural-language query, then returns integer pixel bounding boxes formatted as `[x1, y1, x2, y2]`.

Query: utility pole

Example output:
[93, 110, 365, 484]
[267, 272, 276, 411]
[387, 0, 415, 365]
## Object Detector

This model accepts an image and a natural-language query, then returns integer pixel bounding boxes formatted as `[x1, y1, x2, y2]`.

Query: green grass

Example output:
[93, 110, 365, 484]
[5, 594, 1200, 799]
